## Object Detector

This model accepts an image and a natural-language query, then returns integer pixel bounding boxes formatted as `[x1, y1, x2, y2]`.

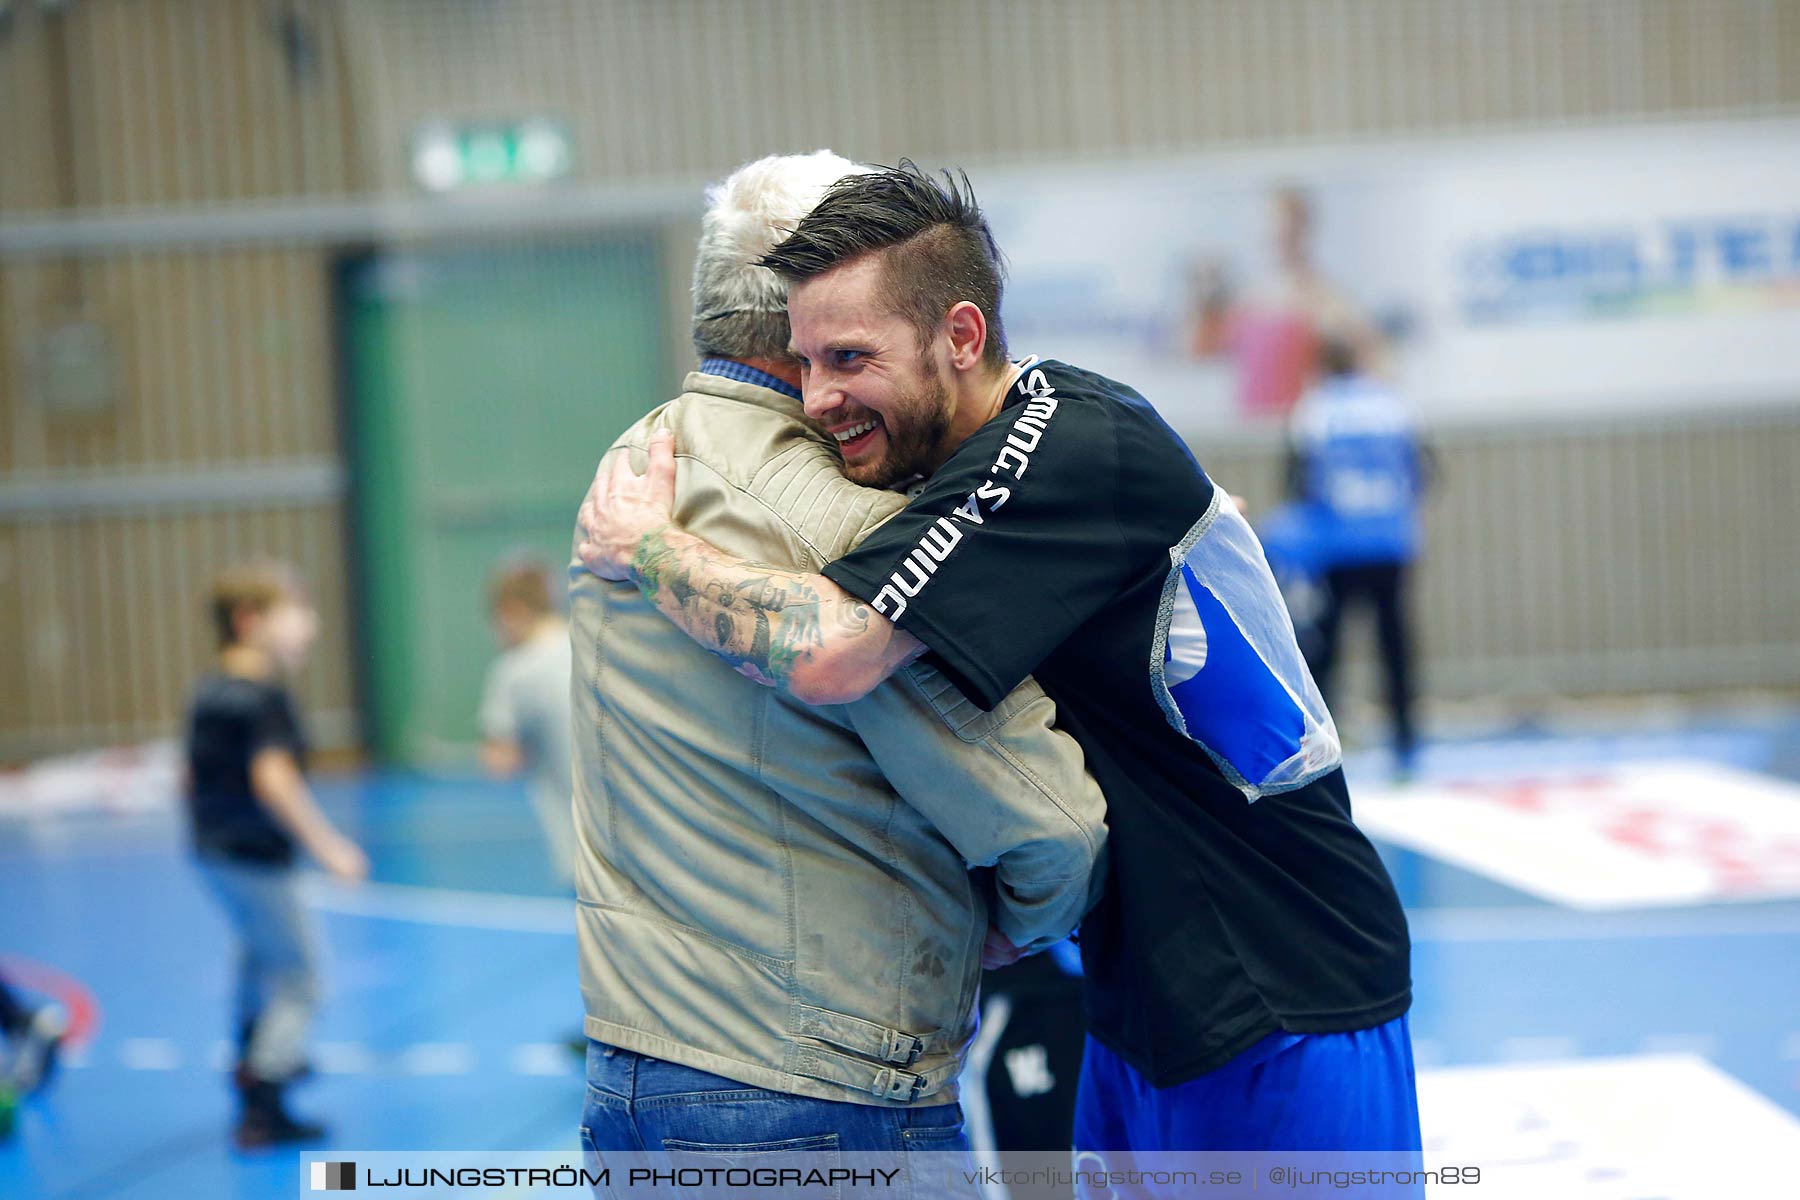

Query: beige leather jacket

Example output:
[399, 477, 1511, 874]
[569, 370, 1106, 1108]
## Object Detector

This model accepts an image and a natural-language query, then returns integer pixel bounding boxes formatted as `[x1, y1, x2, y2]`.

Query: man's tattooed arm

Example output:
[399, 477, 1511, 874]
[627, 522, 925, 703]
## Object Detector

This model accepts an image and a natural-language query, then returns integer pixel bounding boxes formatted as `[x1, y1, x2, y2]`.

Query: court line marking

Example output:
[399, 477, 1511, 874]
[1410, 1037, 1446, 1066]
[315, 1040, 380, 1075]
[118, 1037, 182, 1071]
[85, 1039, 582, 1077]
[1406, 903, 1800, 942]
[1496, 1035, 1582, 1061]
[398, 1042, 476, 1076]
[0, 952, 103, 1046]
[511, 1043, 582, 1076]
[304, 879, 1800, 943]
[77, 1032, 1800, 1078]
[303, 878, 574, 933]
[1639, 1032, 1722, 1057]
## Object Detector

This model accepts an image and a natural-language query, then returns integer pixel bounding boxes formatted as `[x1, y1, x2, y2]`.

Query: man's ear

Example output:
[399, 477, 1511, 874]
[944, 301, 988, 372]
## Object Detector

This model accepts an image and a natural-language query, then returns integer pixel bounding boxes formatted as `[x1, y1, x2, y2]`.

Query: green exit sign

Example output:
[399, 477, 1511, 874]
[410, 119, 573, 192]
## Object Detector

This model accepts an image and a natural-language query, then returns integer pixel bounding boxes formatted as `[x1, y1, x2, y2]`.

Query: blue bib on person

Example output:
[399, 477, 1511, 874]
[1290, 375, 1422, 566]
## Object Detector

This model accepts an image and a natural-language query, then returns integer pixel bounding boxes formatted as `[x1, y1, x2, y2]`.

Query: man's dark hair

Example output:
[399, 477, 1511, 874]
[759, 162, 1008, 368]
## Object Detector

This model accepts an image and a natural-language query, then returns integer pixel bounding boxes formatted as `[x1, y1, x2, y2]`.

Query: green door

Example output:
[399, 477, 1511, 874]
[339, 236, 665, 764]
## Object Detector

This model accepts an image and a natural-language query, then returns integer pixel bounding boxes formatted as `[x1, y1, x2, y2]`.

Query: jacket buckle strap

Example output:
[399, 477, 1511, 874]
[788, 1043, 951, 1104]
[882, 1030, 923, 1066]
[870, 1067, 927, 1103]
[796, 1004, 933, 1066]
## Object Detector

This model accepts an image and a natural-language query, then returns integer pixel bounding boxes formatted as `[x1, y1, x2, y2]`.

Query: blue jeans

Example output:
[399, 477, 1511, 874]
[195, 855, 320, 1081]
[581, 1041, 971, 1154]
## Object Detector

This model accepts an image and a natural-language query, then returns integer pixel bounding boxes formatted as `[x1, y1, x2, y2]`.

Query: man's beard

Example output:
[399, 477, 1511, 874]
[847, 366, 953, 491]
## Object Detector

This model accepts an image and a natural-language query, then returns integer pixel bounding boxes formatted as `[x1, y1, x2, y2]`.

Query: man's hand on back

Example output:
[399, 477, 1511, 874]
[578, 428, 679, 582]
[575, 424, 924, 705]
[981, 926, 1026, 970]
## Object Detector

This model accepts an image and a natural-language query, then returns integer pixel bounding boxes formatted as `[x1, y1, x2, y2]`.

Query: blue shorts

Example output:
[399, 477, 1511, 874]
[1073, 1013, 1422, 1152]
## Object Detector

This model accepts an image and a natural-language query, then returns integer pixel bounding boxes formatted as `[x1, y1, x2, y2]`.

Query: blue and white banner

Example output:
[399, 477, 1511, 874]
[980, 120, 1800, 426]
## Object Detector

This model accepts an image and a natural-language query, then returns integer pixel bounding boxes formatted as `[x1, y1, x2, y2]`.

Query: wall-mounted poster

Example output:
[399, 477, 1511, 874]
[980, 120, 1800, 431]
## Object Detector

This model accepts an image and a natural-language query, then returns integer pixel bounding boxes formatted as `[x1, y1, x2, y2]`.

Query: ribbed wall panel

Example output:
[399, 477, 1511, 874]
[0, 504, 354, 760]
[2, 1, 1793, 215]
[0, 251, 338, 473]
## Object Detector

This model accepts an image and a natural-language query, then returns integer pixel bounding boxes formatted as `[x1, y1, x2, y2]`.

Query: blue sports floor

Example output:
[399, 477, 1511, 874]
[3, 707, 1798, 1198]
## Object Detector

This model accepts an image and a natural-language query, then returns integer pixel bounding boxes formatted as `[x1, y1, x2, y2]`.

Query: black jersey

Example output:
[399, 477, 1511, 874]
[824, 358, 1412, 1085]
[184, 674, 308, 866]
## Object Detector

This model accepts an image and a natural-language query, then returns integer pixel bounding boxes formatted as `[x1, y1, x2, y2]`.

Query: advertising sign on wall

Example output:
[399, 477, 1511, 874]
[981, 121, 1800, 429]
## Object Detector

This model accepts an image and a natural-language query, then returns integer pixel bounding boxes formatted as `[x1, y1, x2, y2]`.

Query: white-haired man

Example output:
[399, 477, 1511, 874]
[568, 151, 1106, 1153]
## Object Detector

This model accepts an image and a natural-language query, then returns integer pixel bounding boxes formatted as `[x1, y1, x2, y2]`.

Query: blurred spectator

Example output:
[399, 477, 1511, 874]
[1189, 186, 1381, 419]
[0, 976, 66, 1106]
[1285, 338, 1432, 773]
[968, 947, 1087, 1155]
[479, 556, 575, 887]
[185, 562, 367, 1148]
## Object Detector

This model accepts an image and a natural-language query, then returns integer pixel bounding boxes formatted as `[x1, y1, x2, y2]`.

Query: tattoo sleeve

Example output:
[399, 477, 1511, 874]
[627, 522, 922, 697]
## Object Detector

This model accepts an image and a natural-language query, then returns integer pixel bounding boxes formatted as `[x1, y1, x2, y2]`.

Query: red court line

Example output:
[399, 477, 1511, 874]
[0, 954, 101, 1047]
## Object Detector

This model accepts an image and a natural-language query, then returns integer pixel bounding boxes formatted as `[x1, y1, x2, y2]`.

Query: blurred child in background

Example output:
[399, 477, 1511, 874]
[479, 556, 575, 888]
[185, 563, 367, 1149]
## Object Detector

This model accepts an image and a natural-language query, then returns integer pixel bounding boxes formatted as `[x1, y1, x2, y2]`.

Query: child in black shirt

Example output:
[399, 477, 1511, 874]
[185, 563, 367, 1149]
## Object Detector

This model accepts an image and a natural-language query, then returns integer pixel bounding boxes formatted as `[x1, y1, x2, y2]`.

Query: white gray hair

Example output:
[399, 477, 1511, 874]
[691, 150, 867, 362]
